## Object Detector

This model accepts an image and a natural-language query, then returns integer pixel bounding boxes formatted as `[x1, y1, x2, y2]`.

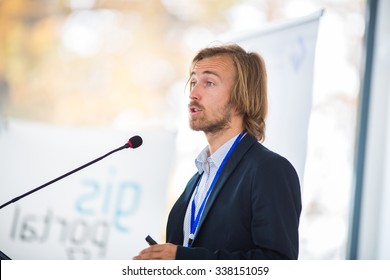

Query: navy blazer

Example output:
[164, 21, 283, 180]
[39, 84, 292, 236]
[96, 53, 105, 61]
[166, 134, 302, 259]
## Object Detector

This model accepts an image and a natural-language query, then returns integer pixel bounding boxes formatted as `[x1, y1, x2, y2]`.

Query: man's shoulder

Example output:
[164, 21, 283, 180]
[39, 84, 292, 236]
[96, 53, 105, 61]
[247, 141, 283, 160]
[244, 141, 295, 170]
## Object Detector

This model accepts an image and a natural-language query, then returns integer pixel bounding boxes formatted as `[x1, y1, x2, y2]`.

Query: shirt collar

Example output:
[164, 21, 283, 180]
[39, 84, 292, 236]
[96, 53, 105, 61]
[195, 133, 241, 175]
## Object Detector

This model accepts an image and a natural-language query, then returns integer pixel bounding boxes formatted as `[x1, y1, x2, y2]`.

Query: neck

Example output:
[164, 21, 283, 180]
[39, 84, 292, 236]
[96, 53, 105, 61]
[205, 126, 244, 155]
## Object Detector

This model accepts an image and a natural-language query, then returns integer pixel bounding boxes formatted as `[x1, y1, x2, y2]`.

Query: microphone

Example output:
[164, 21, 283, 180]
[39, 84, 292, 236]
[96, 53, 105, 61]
[124, 135, 143, 149]
[0, 135, 143, 210]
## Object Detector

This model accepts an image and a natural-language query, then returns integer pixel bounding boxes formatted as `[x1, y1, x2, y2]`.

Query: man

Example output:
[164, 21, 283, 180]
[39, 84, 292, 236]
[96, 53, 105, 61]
[133, 44, 301, 260]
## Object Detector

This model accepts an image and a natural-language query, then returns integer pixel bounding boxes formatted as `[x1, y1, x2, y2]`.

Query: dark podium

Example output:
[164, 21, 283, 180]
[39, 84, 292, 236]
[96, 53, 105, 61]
[0, 250, 11, 260]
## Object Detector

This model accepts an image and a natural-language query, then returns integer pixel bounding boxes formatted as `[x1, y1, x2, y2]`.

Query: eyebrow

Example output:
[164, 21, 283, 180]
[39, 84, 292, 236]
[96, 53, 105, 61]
[190, 70, 221, 79]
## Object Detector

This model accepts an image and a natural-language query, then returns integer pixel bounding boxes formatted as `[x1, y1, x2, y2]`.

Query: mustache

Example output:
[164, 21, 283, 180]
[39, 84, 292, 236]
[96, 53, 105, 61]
[188, 101, 204, 110]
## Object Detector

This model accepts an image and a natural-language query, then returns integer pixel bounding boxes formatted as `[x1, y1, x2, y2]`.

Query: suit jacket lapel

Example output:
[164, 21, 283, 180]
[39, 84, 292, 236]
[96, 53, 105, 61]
[172, 173, 201, 243]
[193, 134, 257, 241]
[182, 173, 202, 208]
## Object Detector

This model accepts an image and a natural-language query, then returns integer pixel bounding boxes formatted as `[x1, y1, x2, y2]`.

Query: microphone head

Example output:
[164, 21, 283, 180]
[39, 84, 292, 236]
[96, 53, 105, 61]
[127, 135, 143, 149]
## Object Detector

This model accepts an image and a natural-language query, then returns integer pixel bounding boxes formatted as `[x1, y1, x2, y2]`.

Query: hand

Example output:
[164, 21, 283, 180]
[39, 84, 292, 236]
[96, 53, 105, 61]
[133, 243, 177, 260]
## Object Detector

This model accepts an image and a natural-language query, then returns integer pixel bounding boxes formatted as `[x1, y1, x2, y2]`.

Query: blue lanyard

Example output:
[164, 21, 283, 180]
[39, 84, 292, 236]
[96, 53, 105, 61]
[188, 131, 245, 247]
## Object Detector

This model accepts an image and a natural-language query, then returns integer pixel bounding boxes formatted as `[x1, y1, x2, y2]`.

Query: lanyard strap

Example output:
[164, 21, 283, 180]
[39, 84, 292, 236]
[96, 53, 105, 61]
[188, 131, 245, 247]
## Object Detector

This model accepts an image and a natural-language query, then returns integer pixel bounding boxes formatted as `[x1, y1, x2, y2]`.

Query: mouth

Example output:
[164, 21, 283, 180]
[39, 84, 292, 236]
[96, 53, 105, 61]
[189, 107, 201, 113]
[188, 104, 203, 116]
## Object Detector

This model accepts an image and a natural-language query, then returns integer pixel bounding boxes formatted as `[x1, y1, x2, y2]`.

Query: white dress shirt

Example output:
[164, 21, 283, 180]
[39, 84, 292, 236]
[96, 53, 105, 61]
[182, 133, 241, 246]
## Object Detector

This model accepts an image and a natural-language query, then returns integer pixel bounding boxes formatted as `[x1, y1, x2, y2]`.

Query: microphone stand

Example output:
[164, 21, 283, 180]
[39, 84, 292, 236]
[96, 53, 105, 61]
[0, 144, 129, 210]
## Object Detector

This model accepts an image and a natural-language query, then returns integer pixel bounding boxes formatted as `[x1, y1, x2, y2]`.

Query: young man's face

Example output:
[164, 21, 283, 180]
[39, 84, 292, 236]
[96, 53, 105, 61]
[188, 55, 237, 134]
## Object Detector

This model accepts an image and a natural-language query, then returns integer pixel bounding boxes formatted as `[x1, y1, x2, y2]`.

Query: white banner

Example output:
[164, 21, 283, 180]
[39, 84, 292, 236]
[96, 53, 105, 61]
[221, 10, 323, 182]
[0, 119, 175, 259]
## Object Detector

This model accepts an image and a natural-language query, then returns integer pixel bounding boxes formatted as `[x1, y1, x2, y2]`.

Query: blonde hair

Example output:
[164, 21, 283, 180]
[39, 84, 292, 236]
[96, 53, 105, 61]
[191, 44, 268, 141]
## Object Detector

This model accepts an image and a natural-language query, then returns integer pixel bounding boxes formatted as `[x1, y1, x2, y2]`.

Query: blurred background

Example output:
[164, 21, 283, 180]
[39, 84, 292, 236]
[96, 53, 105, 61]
[0, 0, 389, 260]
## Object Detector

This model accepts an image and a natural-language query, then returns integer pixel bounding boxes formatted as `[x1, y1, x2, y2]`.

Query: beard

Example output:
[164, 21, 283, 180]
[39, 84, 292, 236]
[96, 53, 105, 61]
[189, 101, 233, 134]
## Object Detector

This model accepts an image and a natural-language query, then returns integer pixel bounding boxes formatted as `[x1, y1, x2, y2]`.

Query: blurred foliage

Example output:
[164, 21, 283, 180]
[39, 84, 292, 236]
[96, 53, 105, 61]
[0, 0, 364, 126]
[0, 0, 243, 125]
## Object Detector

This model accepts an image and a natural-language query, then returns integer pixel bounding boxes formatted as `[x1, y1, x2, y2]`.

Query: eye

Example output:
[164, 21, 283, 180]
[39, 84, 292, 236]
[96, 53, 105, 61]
[206, 81, 215, 87]
[190, 80, 196, 88]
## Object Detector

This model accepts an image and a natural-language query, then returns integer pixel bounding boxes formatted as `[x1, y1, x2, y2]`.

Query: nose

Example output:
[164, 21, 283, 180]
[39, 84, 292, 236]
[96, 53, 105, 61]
[189, 84, 200, 101]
